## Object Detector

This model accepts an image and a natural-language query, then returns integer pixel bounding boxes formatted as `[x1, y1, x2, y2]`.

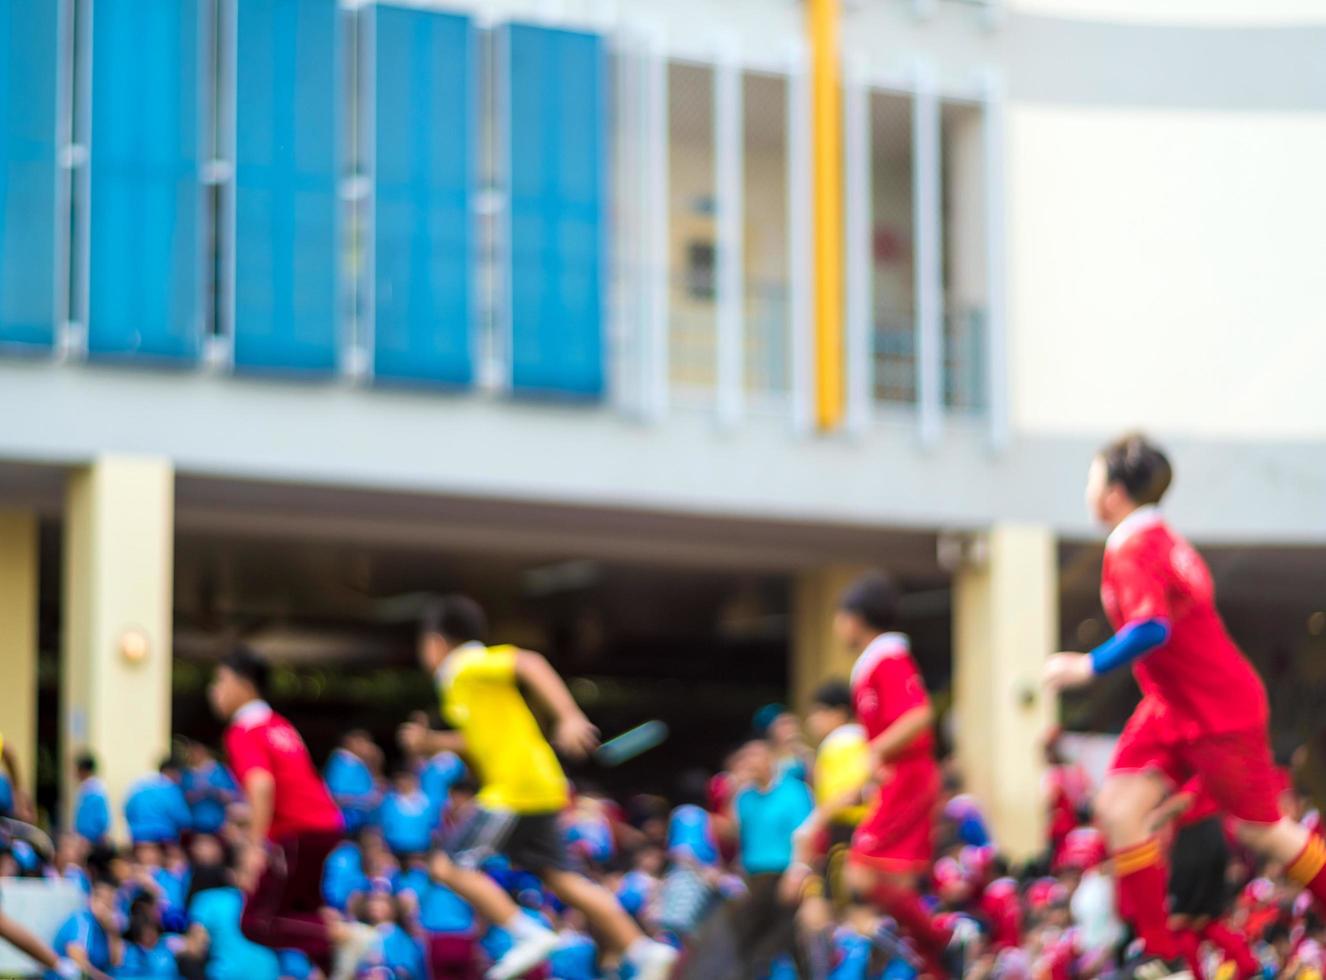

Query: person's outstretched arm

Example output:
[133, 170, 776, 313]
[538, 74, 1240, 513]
[0, 912, 61, 971]
[515, 651, 600, 758]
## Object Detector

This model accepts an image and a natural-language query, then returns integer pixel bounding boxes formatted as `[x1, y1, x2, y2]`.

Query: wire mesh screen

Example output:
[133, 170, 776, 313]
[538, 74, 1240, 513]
[869, 90, 915, 405]
[666, 62, 717, 396]
[474, 25, 502, 386]
[942, 101, 986, 413]
[742, 71, 789, 402]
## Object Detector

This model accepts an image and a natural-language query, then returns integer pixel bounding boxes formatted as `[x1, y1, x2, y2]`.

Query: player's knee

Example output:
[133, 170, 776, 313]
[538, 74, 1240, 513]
[842, 860, 873, 900]
[1093, 783, 1145, 842]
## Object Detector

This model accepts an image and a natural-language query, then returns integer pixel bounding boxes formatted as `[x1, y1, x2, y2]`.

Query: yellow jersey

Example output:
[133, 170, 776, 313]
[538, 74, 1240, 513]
[438, 643, 569, 814]
[815, 724, 869, 826]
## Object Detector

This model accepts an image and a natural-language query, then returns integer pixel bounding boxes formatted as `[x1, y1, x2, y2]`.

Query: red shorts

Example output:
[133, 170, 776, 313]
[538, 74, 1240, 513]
[850, 757, 939, 873]
[1109, 712, 1281, 826]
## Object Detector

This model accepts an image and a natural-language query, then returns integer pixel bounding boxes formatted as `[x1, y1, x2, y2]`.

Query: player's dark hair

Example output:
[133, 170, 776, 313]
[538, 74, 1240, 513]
[1099, 433, 1172, 506]
[75, 751, 97, 775]
[435, 594, 489, 646]
[811, 679, 853, 713]
[158, 755, 183, 776]
[839, 571, 899, 633]
[220, 644, 270, 697]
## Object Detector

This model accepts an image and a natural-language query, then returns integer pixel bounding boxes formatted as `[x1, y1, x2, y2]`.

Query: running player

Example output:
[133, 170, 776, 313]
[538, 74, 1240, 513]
[208, 647, 375, 980]
[835, 572, 967, 978]
[397, 595, 678, 980]
[1045, 434, 1326, 977]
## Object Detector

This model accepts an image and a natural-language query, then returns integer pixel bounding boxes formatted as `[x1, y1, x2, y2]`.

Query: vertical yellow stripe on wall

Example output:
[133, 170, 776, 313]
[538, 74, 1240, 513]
[809, 0, 845, 430]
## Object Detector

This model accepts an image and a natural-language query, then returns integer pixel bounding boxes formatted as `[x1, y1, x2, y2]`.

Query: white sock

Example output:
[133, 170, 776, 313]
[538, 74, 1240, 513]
[504, 913, 552, 941]
[625, 937, 658, 962]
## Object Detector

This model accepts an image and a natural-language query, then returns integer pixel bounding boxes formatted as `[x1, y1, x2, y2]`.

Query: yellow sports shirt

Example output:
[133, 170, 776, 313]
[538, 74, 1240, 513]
[438, 644, 569, 814]
[815, 724, 869, 826]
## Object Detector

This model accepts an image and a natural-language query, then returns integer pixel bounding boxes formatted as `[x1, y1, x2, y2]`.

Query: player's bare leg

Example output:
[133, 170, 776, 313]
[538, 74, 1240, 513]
[1095, 772, 1188, 973]
[539, 868, 678, 979]
[427, 852, 559, 980]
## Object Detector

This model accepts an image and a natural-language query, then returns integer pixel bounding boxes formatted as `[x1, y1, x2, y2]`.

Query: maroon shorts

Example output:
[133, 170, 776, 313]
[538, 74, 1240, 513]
[1110, 715, 1281, 826]
[849, 757, 940, 873]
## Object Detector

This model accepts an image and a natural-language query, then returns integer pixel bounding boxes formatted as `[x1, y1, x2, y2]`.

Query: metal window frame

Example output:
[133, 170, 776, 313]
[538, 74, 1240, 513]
[911, 58, 943, 449]
[982, 68, 1008, 450]
[68, 0, 93, 360]
[353, 0, 377, 383]
[211, 0, 238, 370]
[608, 29, 639, 416]
[842, 55, 871, 436]
[54, 0, 74, 353]
[787, 42, 813, 435]
[713, 47, 744, 428]
[642, 31, 670, 423]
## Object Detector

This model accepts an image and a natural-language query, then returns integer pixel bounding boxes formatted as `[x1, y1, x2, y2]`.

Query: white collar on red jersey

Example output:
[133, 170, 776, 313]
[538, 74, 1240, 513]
[850, 632, 911, 688]
[232, 699, 273, 729]
[1105, 505, 1164, 552]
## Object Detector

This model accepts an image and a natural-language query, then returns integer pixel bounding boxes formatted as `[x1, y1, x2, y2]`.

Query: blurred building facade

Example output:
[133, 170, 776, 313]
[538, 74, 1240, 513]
[3, 0, 1326, 854]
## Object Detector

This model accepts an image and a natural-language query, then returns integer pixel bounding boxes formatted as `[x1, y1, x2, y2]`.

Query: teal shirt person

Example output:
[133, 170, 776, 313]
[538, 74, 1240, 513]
[734, 773, 814, 875]
[187, 887, 280, 980]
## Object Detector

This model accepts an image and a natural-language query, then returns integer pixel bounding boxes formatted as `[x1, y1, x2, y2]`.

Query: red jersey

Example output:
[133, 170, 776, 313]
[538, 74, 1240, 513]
[1100, 508, 1268, 739]
[1175, 777, 1221, 829]
[225, 701, 343, 840]
[849, 633, 934, 764]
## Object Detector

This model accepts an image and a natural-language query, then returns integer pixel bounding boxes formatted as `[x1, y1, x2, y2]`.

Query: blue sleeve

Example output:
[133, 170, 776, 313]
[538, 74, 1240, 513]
[1089, 618, 1171, 675]
[169, 786, 193, 832]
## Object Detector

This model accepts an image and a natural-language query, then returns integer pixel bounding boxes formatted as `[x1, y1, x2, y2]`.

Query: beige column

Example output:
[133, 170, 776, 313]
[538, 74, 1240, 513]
[791, 564, 868, 712]
[62, 456, 174, 839]
[953, 524, 1057, 861]
[0, 510, 39, 800]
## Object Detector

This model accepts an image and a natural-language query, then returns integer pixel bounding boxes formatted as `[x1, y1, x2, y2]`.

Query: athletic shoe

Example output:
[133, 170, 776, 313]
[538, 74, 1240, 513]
[485, 928, 560, 980]
[626, 940, 680, 980]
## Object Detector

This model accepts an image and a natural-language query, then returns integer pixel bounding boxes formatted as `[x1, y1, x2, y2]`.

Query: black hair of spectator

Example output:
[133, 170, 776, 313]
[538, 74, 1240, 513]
[221, 644, 270, 697]
[811, 679, 853, 713]
[1099, 432, 1172, 506]
[433, 595, 489, 646]
[159, 755, 184, 776]
[675, 768, 712, 809]
[185, 864, 231, 908]
[75, 752, 97, 775]
[838, 571, 899, 633]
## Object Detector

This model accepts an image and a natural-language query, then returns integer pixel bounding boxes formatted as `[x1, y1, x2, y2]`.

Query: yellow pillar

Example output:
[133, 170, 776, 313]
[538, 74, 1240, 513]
[62, 456, 174, 839]
[792, 565, 867, 712]
[953, 524, 1057, 861]
[808, 0, 845, 431]
[0, 510, 39, 798]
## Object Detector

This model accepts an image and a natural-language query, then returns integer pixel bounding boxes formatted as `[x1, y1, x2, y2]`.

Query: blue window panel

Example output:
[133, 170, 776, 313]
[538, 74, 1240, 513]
[373, 6, 473, 387]
[0, 0, 60, 351]
[234, 0, 340, 374]
[507, 25, 605, 398]
[89, 0, 203, 361]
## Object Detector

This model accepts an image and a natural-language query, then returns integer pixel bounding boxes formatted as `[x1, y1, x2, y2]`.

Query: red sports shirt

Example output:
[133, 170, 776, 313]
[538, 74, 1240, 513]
[1100, 508, 1268, 739]
[849, 633, 935, 763]
[224, 701, 344, 840]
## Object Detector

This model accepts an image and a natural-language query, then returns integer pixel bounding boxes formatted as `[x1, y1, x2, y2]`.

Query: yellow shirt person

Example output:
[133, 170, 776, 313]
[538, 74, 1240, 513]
[814, 723, 870, 827]
[438, 643, 570, 814]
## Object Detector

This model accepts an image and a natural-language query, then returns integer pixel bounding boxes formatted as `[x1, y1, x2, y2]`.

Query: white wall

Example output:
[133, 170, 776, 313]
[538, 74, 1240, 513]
[1010, 0, 1326, 26]
[1008, 104, 1326, 439]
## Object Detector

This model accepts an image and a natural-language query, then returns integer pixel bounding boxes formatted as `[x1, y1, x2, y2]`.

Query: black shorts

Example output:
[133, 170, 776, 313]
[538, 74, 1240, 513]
[1169, 816, 1230, 919]
[445, 807, 569, 873]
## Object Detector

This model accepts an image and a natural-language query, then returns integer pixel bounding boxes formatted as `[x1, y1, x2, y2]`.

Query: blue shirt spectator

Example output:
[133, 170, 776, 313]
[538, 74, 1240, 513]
[48, 895, 114, 980]
[152, 864, 191, 925]
[668, 804, 719, 866]
[116, 939, 178, 978]
[549, 931, 599, 980]
[74, 776, 112, 844]
[378, 771, 437, 856]
[0, 769, 12, 816]
[187, 884, 281, 980]
[324, 739, 381, 834]
[419, 751, 465, 814]
[405, 875, 475, 936]
[360, 924, 426, 979]
[733, 745, 814, 876]
[322, 841, 367, 912]
[123, 765, 191, 845]
[182, 751, 240, 835]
